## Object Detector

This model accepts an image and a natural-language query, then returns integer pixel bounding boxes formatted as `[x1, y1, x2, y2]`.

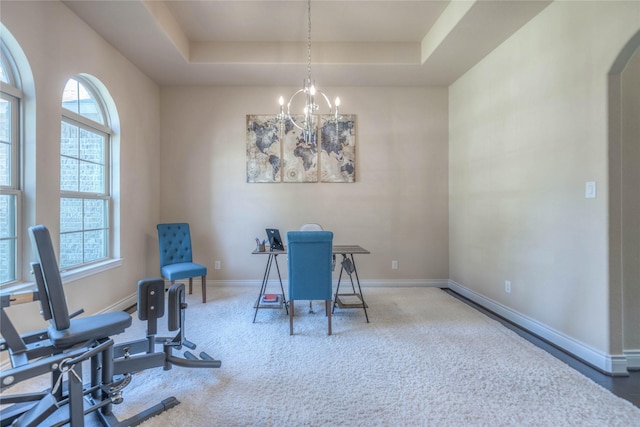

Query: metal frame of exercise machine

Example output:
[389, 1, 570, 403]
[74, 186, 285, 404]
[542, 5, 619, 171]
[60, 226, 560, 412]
[0, 225, 220, 426]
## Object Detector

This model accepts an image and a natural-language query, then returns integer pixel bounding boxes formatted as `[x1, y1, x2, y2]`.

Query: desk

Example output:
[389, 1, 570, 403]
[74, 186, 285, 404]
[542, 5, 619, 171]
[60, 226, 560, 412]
[251, 248, 288, 323]
[251, 245, 370, 323]
[332, 245, 370, 323]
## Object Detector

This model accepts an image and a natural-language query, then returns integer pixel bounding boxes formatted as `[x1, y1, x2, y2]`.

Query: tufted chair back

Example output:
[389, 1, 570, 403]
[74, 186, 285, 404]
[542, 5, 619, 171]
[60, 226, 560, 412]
[156, 223, 208, 303]
[158, 223, 194, 268]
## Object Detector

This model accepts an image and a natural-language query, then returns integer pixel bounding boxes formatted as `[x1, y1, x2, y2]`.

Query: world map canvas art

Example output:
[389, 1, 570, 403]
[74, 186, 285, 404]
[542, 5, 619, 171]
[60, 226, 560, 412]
[246, 115, 282, 183]
[246, 114, 356, 183]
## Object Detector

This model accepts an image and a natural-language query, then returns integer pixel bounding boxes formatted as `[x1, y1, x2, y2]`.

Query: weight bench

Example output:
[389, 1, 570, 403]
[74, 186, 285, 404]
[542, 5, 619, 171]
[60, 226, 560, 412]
[0, 225, 221, 426]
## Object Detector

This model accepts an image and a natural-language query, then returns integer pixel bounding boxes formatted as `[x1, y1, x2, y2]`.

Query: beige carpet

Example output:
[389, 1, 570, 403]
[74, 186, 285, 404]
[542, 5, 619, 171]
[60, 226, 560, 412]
[4, 287, 640, 426]
[111, 286, 640, 426]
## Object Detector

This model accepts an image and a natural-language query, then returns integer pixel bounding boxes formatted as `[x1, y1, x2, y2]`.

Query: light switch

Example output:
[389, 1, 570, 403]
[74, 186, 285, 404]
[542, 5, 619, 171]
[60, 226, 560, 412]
[585, 181, 596, 199]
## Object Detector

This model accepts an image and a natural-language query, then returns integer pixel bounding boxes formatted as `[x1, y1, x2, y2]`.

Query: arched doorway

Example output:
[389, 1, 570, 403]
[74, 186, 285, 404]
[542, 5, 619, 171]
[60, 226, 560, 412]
[609, 30, 640, 372]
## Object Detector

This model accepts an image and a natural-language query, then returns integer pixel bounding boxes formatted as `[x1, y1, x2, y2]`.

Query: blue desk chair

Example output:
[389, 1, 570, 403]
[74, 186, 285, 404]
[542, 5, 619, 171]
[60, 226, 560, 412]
[157, 223, 208, 303]
[287, 231, 333, 335]
[298, 223, 331, 313]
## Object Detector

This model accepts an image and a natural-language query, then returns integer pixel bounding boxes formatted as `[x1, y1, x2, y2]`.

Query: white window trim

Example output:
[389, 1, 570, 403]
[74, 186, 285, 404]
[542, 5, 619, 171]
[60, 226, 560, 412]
[1, 67, 22, 286]
[60, 257, 123, 284]
[60, 77, 113, 272]
[0, 83, 21, 99]
[62, 109, 111, 136]
[1, 257, 124, 294]
[0, 190, 21, 286]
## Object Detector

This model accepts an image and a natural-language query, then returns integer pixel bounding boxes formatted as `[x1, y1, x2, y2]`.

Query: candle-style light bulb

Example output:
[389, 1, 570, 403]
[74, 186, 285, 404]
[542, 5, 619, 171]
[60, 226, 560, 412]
[335, 97, 340, 107]
[278, 96, 285, 120]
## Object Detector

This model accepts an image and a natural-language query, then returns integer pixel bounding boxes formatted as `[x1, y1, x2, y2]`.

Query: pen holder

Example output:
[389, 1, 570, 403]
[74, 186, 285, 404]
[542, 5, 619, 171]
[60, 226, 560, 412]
[258, 243, 265, 252]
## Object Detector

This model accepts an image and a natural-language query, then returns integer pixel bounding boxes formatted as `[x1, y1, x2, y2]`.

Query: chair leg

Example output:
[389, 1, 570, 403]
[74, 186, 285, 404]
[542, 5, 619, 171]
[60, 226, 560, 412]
[188, 277, 193, 295]
[289, 300, 294, 335]
[326, 300, 332, 336]
[201, 276, 206, 303]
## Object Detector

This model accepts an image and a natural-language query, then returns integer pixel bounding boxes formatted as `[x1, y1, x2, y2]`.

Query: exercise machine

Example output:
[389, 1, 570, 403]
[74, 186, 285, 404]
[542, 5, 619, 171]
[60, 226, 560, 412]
[0, 225, 220, 426]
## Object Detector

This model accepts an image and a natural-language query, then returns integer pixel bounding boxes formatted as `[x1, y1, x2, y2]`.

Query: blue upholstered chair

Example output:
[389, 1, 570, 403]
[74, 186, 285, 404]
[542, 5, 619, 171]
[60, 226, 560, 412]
[157, 223, 208, 303]
[298, 223, 325, 313]
[287, 230, 333, 335]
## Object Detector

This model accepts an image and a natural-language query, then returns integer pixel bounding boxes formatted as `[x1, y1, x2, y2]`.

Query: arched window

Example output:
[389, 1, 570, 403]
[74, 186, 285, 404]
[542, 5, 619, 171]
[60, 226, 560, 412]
[0, 41, 22, 285]
[60, 76, 112, 270]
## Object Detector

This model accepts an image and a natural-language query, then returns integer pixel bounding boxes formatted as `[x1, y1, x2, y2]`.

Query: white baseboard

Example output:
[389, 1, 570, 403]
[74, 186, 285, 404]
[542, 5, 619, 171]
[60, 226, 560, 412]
[205, 278, 449, 288]
[447, 280, 628, 376]
[99, 294, 138, 313]
[625, 350, 640, 370]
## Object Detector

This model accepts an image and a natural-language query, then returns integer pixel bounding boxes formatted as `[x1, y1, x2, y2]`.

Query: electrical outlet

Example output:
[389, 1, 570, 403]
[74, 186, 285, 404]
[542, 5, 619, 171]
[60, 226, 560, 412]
[214, 260, 221, 270]
[392, 260, 398, 270]
[585, 181, 597, 199]
[505, 280, 511, 293]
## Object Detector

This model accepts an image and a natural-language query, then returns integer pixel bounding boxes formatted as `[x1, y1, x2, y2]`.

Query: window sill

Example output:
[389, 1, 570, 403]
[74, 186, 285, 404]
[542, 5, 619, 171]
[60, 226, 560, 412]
[0, 281, 37, 294]
[0, 259, 123, 295]
[60, 258, 123, 284]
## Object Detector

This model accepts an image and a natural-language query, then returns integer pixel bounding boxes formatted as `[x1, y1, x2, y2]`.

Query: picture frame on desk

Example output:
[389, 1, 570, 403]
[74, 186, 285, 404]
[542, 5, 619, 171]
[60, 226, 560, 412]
[266, 228, 284, 251]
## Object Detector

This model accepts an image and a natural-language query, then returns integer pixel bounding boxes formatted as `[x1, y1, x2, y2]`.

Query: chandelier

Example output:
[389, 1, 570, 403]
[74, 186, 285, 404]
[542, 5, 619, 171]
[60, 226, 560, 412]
[277, 0, 341, 144]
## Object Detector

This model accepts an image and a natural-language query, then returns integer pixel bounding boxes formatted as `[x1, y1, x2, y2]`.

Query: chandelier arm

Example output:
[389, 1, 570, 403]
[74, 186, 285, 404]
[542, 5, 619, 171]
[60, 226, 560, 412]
[286, 88, 307, 132]
[316, 90, 333, 113]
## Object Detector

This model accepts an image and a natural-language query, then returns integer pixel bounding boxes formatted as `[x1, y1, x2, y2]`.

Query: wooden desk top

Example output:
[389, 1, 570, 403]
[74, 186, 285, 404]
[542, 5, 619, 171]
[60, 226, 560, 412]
[252, 245, 369, 255]
[332, 245, 370, 255]
[251, 248, 286, 255]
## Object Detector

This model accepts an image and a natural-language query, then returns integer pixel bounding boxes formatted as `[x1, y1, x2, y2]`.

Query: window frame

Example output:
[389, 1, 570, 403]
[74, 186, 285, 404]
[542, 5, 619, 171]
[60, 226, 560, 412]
[0, 44, 23, 287]
[59, 77, 113, 272]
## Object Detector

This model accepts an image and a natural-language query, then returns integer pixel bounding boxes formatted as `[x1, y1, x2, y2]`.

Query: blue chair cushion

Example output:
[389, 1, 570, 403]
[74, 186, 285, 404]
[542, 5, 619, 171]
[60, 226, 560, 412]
[161, 262, 207, 281]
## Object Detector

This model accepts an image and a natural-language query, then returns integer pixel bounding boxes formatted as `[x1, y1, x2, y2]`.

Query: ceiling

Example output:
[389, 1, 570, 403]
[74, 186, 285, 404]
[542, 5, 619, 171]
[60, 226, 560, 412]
[62, 0, 552, 87]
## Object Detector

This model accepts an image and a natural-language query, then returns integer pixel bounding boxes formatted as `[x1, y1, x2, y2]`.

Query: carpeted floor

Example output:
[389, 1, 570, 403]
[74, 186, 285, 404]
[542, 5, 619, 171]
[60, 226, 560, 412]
[108, 286, 640, 426]
[4, 287, 640, 426]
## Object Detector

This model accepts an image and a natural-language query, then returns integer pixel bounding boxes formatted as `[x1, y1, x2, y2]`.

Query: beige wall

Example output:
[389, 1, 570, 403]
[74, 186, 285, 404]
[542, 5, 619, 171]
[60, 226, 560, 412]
[1, 1, 161, 330]
[158, 86, 449, 284]
[449, 0, 640, 360]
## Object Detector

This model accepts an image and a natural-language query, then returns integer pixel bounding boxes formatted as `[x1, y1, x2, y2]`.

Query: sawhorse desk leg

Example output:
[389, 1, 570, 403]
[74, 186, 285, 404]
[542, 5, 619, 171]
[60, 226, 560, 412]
[253, 254, 288, 323]
[333, 253, 369, 323]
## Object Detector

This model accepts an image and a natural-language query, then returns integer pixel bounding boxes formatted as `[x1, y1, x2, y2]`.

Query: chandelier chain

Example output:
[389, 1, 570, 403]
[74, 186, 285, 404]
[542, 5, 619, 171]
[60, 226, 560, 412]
[306, 0, 312, 84]
[277, 0, 340, 141]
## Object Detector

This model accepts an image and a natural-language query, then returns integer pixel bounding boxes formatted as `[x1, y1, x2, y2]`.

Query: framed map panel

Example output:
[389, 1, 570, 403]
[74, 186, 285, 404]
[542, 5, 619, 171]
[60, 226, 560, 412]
[282, 116, 318, 183]
[247, 114, 356, 183]
[320, 115, 356, 183]
[246, 115, 281, 182]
